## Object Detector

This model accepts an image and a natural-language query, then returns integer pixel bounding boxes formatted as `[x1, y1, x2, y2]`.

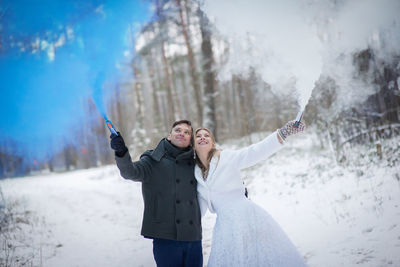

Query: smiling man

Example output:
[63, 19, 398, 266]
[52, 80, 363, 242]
[109, 120, 202, 267]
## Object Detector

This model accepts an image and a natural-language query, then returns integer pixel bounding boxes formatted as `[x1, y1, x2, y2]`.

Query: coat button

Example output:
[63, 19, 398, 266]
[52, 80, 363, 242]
[189, 200, 193, 205]
[176, 219, 180, 224]
[187, 162, 191, 166]
[190, 180, 195, 185]
[189, 220, 193, 225]
[176, 179, 180, 183]
[176, 199, 180, 204]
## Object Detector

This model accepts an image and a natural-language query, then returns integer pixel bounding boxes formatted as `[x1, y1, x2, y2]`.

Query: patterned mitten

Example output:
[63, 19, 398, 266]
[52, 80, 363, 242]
[278, 120, 306, 141]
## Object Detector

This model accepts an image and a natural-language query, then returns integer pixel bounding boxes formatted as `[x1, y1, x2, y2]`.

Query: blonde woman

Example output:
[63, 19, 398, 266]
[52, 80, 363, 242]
[194, 121, 307, 267]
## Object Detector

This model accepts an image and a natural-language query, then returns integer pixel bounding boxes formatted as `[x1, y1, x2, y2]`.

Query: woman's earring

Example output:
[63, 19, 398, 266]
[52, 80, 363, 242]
[193, 151, 196, 159]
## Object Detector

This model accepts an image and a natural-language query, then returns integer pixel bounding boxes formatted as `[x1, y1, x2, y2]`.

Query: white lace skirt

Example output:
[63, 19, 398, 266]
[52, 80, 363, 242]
[208, 197, 306, 267]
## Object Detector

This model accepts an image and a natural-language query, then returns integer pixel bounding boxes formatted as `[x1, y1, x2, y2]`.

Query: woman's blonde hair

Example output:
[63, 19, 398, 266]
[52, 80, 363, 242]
[194, 127, 219, 179]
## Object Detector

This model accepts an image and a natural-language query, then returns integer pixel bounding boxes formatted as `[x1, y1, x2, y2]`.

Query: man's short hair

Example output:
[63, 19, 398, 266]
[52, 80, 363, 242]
[171, 119, 193, 132]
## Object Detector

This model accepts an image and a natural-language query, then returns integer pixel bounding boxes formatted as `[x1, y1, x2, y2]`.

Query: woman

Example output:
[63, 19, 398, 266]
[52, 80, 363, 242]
[194, 121, 307, 267]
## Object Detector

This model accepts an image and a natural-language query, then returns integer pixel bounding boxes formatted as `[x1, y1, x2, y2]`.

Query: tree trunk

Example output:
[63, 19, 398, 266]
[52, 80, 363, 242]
[178, 62, 193, 121]
[145, 53, 164, 138]
[176, 0, 203, 125]
[199, 7, 217, 137]
[169, 60, 183, 119]
[114, 84, 125, 136]
[153, 48, 169, 133]
[236, 76, 252, 143]
[160, 40, 176, 124]
[132, 64, 145, 126]
[231, 76, 241, 137]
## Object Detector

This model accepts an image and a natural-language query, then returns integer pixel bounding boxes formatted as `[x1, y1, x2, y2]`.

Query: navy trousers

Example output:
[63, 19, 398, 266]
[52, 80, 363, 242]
[152, 238, 203, 267]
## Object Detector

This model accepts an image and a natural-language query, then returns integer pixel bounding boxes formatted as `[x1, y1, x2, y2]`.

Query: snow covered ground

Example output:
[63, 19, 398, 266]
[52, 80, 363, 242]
[1, 131, 399, 267]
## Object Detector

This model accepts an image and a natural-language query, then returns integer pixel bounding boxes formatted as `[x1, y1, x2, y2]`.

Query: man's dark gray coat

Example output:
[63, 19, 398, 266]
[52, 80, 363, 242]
[115, 138, 202, 241]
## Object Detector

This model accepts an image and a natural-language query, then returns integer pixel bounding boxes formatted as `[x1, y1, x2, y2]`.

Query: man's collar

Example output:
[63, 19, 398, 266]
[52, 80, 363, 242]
[146, 138, 193, 161]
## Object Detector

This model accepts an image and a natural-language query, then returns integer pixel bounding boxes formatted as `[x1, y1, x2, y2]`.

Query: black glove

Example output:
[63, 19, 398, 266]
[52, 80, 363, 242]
[110, 132, 128, 157]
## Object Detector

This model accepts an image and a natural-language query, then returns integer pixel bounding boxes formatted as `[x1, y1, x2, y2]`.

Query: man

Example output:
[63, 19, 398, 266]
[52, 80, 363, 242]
[110, 120, 202, 267]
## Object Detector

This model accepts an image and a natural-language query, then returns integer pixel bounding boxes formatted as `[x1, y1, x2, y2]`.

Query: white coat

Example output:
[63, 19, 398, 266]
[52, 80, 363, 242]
[194, 131, 283, 216]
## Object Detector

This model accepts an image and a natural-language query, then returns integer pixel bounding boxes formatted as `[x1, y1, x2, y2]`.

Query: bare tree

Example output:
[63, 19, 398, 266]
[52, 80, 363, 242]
[176, 0, 203, 125]
[198, 5, 217, 137]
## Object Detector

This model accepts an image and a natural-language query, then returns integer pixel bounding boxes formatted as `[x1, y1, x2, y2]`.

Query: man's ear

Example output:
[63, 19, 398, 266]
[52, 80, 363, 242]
[167, 134, 172, 141]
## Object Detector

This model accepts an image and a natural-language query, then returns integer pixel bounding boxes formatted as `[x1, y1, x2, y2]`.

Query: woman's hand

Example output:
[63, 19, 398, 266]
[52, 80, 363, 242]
[277, 120, 306, 142]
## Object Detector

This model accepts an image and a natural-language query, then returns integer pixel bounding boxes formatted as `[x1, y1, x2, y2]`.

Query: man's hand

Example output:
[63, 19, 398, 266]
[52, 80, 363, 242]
[278, 120, 306, 142]
[110, 132, 128, 157]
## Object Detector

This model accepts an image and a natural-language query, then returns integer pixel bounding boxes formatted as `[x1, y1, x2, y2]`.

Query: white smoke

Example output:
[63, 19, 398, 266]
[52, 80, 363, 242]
[203, 0, 400, 112]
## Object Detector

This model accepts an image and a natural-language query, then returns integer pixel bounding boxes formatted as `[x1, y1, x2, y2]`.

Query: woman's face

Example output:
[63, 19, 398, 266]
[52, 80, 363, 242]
[195, 129, 213, 153]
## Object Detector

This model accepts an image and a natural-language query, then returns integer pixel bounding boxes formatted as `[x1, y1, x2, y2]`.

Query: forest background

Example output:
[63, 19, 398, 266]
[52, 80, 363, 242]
[0, 0, 399, 181]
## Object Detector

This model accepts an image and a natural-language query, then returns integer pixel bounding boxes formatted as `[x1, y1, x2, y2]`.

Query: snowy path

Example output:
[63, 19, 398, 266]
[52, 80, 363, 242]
[1, 132, 400, 266]
[1, 167, 154, 267]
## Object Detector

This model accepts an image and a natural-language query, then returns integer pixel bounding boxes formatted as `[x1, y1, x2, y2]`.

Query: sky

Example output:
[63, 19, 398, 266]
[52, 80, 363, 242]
[0, 0, 151, 158]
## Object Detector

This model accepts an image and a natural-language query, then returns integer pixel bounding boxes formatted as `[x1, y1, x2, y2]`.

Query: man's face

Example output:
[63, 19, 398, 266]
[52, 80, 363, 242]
[167, 123, 192, 148]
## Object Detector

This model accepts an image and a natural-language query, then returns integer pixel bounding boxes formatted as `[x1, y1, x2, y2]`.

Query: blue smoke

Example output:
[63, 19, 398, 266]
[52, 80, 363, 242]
[0, 0, 150, 163]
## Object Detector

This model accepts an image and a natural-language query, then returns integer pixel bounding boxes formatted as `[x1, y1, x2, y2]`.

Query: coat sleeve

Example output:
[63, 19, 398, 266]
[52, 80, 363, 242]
[115, 152, 152, 183]
[229, 131, 284, 170]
